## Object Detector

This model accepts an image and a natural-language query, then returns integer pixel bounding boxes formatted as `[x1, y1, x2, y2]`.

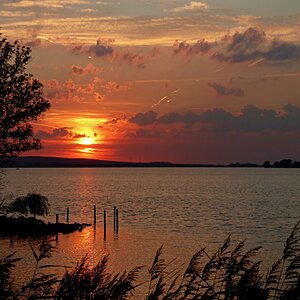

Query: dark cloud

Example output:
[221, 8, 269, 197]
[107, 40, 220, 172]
[73, 133, 86, 139]
[199, 108, 233, 124]
[208, 82, 245, 97]
[158, 112, 200, 124]
[209, 104, 299, 132]
[35, 127, 71, 139]
[72, 39, 114, 57]
[129, 111, 157, 126]
[265, 40, 300, 61]
[205, 104, 300, 132]
[114, 46, 159, 68]
[104, 115, 127, 125]
[129, 104, 300, 133]
[211, 27, 300, 63]
[35, 128, 99, 141]
[172, 28, 300, 64]
[71, 41, 157, 69]
[226, 27, 267, 53]
[89, 39, 114, 57]
[104, 118, 121, 125]
[173, 39, 214, 55]
[114, 50, 146, 68]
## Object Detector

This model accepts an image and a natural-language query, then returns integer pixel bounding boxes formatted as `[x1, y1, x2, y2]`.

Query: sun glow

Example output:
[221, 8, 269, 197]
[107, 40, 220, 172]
[75, 134, 99, 147]
[74, 134, 99, 157]
[80, 137, 94, 146]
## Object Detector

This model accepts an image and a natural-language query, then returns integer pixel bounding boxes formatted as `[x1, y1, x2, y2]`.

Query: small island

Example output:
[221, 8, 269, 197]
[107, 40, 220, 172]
[0, 193, 90, 237]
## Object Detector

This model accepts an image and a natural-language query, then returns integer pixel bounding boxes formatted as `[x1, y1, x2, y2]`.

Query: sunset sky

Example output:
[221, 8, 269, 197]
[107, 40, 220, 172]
[1, 0, 300, 163]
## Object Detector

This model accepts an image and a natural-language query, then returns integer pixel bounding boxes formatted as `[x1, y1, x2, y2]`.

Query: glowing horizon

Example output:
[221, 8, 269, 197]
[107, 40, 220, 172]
[1, 0, 300, 164]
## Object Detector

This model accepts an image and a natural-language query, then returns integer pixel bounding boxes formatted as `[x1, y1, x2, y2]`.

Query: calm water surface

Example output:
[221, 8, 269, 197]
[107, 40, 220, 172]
[0, 168, 299, 295]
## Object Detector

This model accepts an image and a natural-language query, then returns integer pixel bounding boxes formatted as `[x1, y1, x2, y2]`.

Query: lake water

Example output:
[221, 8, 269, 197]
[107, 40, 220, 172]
[0, 167, 299, 296]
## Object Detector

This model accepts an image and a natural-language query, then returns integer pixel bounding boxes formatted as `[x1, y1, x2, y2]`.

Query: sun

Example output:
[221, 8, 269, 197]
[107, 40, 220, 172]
[80, 137, 94, 145]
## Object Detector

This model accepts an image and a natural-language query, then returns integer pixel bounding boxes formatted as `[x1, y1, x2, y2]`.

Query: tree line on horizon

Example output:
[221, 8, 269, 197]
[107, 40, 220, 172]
[261, 159, 300, 168]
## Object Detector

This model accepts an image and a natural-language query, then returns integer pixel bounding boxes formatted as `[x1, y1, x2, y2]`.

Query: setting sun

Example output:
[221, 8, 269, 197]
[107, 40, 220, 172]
[80, 137, 94, 146]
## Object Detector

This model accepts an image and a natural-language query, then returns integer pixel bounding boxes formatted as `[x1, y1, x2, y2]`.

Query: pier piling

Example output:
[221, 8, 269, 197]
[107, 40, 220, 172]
[94, 205, 96, 224]
[104, 209, 107, 241]
[56, 213, 59, 241]
[116, 208, 119, 235]
[67, 208, 69, 224]
[113, 206, 116, 232]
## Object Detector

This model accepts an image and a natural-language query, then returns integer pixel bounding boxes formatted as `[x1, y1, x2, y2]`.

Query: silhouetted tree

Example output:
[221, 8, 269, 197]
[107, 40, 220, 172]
[292, 161, 300, 168]
[0, 33, 50, 159]
[262, 161, 271, 168]
[273, 159, 293, 168]
[279, 159, 293, 168]
[8, 193, 50, 218]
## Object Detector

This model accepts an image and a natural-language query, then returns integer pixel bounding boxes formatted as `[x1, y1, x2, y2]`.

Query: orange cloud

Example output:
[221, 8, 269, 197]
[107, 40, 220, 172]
[43, 76, 132, 104]
[70, 63, 103, 76]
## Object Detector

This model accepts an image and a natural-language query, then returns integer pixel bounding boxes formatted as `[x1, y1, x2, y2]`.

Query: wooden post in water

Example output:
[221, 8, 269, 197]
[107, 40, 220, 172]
[67, 208, 69, 224]
[113, 206, 116, 232]
[104, 209, 107, 241]
[94, 205, 96, 224]
[56, 214, 59, 241]
[116, 208, 119, 235]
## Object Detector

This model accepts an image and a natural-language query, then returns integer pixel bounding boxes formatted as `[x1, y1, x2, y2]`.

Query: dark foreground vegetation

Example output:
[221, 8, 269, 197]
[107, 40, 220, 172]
[1, 222, 299, 300]
[0, 193, 90, 237]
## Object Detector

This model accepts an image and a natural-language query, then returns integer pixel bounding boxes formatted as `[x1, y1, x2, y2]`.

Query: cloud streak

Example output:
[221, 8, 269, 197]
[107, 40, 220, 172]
[4, 0, 88, 8]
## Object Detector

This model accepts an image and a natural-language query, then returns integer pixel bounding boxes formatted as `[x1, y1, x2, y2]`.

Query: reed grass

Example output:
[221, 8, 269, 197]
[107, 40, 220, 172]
[1, 222, 299, 299]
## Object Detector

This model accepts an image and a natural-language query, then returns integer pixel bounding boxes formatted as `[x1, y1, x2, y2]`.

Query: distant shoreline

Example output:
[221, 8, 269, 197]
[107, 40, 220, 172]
[1, 156, 299, 168]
